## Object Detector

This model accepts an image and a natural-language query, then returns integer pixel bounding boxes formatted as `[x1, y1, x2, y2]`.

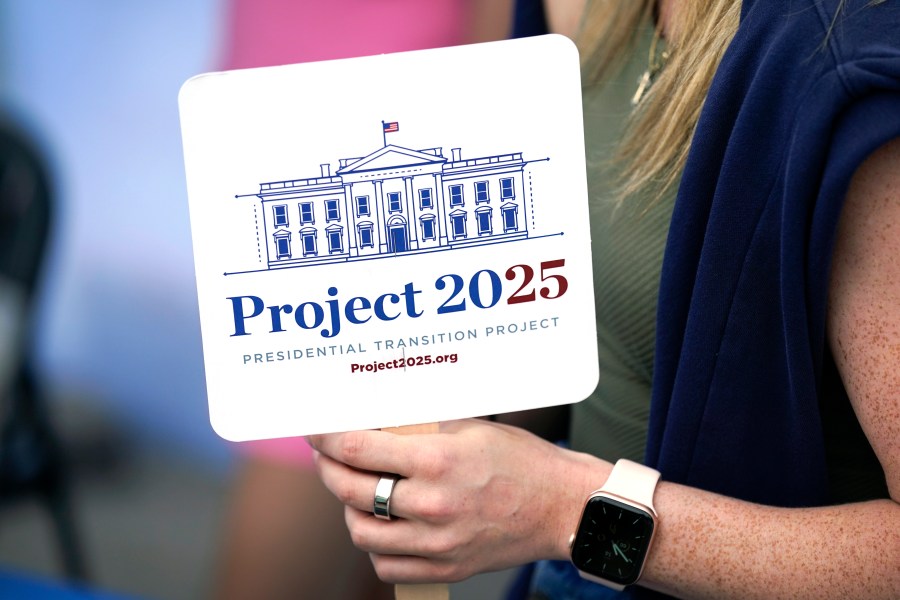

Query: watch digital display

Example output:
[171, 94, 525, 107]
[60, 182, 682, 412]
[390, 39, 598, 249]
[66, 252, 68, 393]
[571, 495, 655, 586]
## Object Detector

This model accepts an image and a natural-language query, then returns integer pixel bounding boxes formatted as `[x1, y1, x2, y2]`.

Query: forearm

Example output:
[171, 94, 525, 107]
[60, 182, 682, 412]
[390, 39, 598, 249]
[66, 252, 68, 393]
[311, 421, 899, 595]
[630, 482, 900, 599]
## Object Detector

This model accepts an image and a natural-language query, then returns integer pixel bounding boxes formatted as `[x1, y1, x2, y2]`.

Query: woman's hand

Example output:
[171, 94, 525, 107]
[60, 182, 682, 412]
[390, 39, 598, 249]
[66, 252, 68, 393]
[308, 419, 610, 583]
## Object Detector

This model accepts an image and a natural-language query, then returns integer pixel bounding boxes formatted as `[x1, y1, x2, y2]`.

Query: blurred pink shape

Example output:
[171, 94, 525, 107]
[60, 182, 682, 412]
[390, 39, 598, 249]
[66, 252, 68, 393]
[224, 0, 466, 69]
[224, 0, 467, 465]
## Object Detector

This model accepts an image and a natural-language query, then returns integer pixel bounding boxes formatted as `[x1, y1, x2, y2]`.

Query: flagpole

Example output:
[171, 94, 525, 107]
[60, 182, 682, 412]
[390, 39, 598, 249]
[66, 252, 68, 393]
[381, 120, 386, 148]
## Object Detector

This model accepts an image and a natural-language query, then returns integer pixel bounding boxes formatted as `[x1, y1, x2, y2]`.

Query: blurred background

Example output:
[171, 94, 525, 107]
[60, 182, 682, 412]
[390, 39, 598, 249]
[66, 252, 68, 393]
[0, 0, 518, 598]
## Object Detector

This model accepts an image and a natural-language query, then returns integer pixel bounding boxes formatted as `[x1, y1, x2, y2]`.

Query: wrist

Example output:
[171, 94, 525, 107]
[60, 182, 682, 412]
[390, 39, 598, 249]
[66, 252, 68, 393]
[568, 459, 661, 590]
[548, 451, 613, 560]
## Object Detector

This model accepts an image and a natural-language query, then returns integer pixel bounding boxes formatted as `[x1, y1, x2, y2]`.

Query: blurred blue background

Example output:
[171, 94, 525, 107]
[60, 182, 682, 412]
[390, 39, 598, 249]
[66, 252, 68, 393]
[0, 3, 238, 597]
[0, 2, 517, 598]
[1, 0, 230, 469]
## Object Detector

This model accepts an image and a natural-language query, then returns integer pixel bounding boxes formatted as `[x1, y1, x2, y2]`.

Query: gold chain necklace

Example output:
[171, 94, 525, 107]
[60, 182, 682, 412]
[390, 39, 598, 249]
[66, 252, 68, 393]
[631, 27, 670, 106]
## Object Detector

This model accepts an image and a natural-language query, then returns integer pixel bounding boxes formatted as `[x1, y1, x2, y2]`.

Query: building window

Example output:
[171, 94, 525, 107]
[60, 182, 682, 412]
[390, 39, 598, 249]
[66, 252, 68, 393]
[500, 178, 515, 200]
[273, 204, 289, 227]
[420, 216, 437, 241]
[388, 192, 402, 213]
[476, 206, 493, 235]
[419, 188, 433, 210]
[299, 202, 315, 225]
[273, 231, 291, 259]
[449, 184, 464, 207]
[475, 181, 490, 203]
[357, 222, 375, 248]
[325, 199, 340, 222]
[356, 196, 370, 217]
[502, 204, 519, 232]
[450, 211, 467, 239]
[326, 226, 344, 254]
[300, 229, 317, 256]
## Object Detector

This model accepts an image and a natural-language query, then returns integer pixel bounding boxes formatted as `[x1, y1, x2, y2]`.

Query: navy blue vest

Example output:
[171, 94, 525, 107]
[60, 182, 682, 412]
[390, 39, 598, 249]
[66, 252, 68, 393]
[515, 0, 900, 506]
[647, 0, 900, 507]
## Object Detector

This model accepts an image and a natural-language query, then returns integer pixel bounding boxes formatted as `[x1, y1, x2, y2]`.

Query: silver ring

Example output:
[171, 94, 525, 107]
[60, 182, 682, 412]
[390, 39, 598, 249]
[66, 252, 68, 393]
[373, 474, 399, 521]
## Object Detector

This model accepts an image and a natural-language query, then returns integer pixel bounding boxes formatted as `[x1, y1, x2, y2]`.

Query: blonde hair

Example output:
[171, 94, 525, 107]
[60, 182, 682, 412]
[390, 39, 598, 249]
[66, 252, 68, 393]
[577, 0, 741, 205]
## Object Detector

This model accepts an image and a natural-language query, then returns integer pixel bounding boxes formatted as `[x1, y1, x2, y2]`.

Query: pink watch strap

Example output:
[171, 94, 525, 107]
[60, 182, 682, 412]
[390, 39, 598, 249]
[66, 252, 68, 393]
[599, 459, 661, 512]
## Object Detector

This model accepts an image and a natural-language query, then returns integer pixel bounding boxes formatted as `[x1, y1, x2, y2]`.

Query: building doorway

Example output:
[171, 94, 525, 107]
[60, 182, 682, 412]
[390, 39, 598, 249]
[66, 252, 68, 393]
[388, 222, 408, 253]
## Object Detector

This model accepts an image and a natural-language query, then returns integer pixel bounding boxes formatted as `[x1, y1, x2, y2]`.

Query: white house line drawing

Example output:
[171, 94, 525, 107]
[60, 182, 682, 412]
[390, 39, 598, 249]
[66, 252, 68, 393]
[235, 141, 547, 273]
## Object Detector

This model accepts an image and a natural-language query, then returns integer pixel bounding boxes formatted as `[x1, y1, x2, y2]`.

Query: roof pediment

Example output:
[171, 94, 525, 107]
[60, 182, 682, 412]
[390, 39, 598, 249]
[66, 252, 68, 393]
[337, 145, 446, 174]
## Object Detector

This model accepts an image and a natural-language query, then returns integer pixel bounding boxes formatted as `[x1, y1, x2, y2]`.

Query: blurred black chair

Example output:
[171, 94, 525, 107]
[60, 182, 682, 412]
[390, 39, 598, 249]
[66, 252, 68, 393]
[0, 115, 88, 582]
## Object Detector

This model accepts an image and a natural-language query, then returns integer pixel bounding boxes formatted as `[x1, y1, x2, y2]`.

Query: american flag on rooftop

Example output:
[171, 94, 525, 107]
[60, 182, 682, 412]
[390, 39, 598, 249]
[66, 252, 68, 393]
[383, 121, 399, 133]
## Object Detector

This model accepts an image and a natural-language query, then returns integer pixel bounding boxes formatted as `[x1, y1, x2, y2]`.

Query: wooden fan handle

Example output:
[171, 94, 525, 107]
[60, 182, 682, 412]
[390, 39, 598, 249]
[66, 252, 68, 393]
[382, 423, 449, 600]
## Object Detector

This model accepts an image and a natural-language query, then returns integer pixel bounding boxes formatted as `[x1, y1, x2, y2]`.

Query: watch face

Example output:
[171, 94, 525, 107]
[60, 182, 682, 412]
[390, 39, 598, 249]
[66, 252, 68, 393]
[571, 495, 655, 586]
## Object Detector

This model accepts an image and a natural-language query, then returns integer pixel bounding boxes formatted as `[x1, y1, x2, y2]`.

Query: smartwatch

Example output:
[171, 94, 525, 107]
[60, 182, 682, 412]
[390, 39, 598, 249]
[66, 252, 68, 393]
[569, 459, 661, 590]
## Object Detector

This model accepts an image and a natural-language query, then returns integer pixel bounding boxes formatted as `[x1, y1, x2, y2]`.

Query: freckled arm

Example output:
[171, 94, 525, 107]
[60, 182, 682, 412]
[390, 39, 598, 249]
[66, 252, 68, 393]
[595, 138, 900, 599]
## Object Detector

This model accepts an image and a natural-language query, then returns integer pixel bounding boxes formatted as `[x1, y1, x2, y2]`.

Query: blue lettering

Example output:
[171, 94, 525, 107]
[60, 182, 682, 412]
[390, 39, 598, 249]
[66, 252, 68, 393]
[228, 295, 264, 337]
[268, 304, 294, 333]
[295, 302, 325, 330]
[226, 282, 423, 339]
[322, 287, 341, 338]
[345, 296, 372, 325]
[374, 293, 401, 321]
[401, 282, 424, 318]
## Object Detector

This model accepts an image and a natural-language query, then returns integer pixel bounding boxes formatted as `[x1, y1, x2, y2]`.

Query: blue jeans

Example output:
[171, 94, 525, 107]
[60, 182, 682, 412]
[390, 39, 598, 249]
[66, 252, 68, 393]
[508, 559, 635, 600]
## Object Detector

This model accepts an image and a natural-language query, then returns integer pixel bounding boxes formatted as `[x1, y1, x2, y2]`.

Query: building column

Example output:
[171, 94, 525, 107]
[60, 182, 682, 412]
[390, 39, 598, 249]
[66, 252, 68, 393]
[433, 173, 448, 246]
[403, 176, 419, 250]
[258, 197, 273, 268]
[517, 169, 529, 234]
[374, 179, 387, 253]
[343, 183, 358, 256]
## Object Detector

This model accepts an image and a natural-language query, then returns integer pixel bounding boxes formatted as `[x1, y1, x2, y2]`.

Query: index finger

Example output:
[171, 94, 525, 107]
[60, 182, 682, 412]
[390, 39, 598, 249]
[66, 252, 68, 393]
[307, 429, 440, 476]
